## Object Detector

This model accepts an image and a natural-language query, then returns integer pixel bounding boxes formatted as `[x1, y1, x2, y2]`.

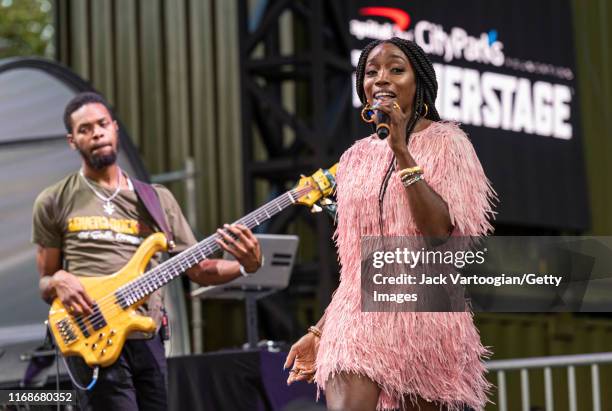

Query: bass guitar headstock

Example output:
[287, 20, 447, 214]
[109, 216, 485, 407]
[293, 163, 338, 209]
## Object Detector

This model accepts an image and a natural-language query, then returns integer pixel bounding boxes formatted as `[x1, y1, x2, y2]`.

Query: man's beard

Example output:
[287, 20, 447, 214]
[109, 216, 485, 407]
[78, 145, 118, 170]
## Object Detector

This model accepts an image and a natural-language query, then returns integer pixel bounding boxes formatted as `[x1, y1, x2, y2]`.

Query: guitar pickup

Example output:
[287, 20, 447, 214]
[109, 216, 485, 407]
[74, 314, 91, 338]
[89, 303, 107, 331]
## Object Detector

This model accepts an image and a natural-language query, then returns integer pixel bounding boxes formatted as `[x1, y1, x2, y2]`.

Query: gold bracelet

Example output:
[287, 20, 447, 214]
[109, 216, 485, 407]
[400, 171, 422, 181]
[400, 173, 424, 188]
[398, 166, 423, 178]
[308, 325, 322, 338]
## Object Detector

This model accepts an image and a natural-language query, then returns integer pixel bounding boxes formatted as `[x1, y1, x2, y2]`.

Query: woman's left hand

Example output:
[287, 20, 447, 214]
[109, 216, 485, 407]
[284, 332, 320, 384]
[373, 98, 412, 155]
[216, 224, 262, 273]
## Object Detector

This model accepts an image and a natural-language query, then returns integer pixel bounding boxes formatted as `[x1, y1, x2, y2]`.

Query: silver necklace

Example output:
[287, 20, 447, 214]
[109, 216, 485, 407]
[79, 168, 122, 216]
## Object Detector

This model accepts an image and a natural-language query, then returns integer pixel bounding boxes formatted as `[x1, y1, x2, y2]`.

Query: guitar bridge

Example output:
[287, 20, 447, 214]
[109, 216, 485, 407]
[56, 318, 78, 345]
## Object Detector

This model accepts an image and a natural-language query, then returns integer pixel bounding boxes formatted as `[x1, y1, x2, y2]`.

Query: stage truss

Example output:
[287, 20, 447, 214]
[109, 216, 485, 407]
[237, 0, 356, 319]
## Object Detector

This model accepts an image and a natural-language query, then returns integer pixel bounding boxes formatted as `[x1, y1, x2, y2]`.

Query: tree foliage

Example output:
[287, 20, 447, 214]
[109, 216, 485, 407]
[0, 0, 54, 59]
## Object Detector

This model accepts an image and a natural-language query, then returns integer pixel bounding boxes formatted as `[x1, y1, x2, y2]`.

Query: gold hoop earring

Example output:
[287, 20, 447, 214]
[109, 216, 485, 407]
[421, 103, 429, 118]
[361, 104, 375, 123]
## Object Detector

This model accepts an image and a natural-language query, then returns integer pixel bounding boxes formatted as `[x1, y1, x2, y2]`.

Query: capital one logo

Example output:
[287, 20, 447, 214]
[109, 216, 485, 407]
[354, 6, 505, 67]
[359, 7, 411, 30]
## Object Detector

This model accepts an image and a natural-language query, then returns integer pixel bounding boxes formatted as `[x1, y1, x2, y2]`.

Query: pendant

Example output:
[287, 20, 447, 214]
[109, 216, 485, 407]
[103, 201, 115, 216]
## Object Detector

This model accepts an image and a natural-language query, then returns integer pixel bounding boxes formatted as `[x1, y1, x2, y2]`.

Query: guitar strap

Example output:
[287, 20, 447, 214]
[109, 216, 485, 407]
[132, 179, 175, 250]
[132, 179, 174, 341]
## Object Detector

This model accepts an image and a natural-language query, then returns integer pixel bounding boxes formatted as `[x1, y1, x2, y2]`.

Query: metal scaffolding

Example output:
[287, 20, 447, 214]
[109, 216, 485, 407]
[237, 0, 355, 312]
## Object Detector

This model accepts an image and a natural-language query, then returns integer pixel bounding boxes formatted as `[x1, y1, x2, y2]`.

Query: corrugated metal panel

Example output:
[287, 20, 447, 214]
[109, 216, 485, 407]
[91, 0, 114, 102]
[114, 0, 140, 146]
[573, 0, 612, 234]
[138, 0, 167, 175]
[164, 0, 190, 204]
[189, 0, 221, 232]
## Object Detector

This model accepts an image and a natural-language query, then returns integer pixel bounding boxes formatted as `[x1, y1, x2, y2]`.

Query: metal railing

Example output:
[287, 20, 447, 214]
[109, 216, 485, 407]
[487, 352, 612, 411]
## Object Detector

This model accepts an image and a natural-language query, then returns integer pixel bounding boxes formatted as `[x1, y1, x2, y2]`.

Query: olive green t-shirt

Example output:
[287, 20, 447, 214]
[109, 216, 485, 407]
[32, 171, 197, 337]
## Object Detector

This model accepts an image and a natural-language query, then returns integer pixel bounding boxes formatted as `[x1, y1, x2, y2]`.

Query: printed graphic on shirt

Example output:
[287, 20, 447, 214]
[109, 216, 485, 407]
[67, 216, 151, 245]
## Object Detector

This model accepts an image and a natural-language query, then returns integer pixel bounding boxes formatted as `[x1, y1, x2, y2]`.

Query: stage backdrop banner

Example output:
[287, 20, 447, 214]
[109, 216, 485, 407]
[347, 0, 588, 231]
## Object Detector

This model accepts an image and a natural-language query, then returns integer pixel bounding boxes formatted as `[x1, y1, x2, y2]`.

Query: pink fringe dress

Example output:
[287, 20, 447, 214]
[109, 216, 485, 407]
[315, 121, 496, 410]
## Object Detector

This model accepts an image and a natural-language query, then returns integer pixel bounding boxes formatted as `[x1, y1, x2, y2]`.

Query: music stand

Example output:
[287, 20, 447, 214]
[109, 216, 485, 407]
[191, 234, 299, 349]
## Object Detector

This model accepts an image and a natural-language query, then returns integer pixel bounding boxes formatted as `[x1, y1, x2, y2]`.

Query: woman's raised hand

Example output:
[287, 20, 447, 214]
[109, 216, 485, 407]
[372, 98, 411, 154]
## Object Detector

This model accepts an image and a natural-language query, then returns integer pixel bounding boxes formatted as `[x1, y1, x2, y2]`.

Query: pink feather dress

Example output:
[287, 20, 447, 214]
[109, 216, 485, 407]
[315, 121, 496, 410]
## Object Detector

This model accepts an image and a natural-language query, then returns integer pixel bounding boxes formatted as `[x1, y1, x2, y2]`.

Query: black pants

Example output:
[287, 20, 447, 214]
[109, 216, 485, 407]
[70, 334, 167, 411]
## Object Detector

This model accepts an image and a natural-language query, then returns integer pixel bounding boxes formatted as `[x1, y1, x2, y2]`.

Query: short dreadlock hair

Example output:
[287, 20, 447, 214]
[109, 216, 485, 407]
[63, 92, 115, 133]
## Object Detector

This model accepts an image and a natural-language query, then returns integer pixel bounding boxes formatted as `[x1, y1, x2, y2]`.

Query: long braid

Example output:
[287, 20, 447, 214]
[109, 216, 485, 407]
[355, 37, 441, 235]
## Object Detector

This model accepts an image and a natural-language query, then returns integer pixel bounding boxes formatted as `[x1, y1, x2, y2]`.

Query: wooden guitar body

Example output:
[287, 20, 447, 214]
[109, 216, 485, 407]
[48, 233, 168, 367]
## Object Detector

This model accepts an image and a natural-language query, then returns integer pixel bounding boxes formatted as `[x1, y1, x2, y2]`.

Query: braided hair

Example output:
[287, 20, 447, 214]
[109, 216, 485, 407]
[354, 37, 441, 234]
[356, 37, 441, 135]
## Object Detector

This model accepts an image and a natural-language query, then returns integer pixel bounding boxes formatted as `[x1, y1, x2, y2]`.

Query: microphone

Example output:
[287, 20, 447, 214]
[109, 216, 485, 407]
[375, 110, 390, 139]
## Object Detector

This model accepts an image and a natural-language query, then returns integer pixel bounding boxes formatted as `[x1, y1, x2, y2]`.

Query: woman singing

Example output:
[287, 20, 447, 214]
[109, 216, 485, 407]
[284, 37, 496, 411]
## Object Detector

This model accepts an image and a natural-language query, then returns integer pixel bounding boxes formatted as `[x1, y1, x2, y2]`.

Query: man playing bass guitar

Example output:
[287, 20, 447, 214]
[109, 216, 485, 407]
[32, 92, 263, 411]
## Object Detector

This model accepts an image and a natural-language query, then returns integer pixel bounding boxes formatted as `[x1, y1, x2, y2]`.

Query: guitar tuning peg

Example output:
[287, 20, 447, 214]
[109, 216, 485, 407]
[320, 198, 332, 205]
[311, 204, 323, 213]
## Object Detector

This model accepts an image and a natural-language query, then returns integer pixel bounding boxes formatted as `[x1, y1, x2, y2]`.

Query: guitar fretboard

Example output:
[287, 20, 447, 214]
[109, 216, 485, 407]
[115, 186, 311, 308]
